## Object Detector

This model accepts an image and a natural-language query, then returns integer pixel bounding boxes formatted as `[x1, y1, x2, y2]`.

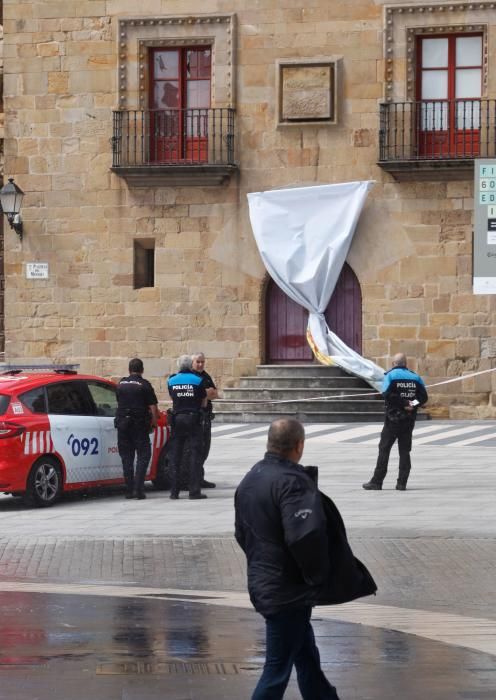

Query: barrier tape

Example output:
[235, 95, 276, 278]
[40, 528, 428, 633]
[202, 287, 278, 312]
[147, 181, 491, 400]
[201, 364, 496, 406]
[158, 365, 496, 407]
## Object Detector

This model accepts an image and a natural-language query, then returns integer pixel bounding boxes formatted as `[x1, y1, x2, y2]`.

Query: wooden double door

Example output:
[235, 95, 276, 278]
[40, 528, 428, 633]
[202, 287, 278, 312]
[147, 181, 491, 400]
[417, 34, 482, 158]
[149, 47, 211, 163]
[265, 264, 362, 364]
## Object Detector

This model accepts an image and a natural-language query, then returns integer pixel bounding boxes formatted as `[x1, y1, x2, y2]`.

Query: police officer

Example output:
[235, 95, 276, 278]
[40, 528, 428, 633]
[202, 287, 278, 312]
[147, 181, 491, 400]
[191, 352, 218, 489]
[363, 352, 428, 491]
[115, 358, 159, 500]
[167, 355, 207, 500]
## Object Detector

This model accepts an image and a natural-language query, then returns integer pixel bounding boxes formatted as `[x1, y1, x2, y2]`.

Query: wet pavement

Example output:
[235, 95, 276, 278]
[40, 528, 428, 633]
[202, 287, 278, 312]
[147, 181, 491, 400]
[0, 432, 495, 698]
[1, 591, 495, 700]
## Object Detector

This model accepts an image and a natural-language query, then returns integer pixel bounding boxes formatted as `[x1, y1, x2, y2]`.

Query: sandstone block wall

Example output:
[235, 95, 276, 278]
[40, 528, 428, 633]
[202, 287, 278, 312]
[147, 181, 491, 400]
[2, 0, 496, 416]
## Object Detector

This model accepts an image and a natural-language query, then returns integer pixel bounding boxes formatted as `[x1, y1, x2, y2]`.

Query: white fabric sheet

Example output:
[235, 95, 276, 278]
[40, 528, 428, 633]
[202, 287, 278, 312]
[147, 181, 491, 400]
[247, 182, 385, 391]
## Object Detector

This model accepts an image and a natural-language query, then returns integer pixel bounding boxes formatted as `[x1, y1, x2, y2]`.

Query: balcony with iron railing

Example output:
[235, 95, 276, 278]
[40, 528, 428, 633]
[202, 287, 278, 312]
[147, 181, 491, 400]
[378, 98, 496, 180]
[111, 108, 238, 186]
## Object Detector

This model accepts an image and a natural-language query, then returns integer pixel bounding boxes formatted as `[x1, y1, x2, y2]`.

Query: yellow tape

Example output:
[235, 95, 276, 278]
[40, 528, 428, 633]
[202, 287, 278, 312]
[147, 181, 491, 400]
[306, 329, 336, 366]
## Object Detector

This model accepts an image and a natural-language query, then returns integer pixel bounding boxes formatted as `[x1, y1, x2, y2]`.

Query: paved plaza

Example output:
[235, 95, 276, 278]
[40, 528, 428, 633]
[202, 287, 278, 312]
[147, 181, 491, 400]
[0, 421, 495, 698]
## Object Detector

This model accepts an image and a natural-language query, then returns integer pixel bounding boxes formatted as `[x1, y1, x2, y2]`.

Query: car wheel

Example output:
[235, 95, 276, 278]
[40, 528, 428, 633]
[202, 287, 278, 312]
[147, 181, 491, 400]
[25, 457, 63, 507]
[152, 446, 171, 490]
[152, 444, 190, 491]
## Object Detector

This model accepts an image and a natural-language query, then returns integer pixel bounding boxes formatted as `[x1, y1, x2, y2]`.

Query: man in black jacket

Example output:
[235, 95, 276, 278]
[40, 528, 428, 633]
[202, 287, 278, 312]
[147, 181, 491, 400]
[363, 352, 428, 491]
[235, 418, 340, 700]
[116, 358, 159, 499]
[191, 352, 218, 488]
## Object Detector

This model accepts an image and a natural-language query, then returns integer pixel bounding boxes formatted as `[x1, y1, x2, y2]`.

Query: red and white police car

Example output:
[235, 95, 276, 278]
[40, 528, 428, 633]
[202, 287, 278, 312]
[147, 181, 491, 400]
[0, 364, 169, 507]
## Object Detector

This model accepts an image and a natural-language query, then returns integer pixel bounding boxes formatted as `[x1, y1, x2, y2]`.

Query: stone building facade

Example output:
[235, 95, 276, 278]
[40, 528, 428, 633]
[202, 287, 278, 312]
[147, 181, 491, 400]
[2, 0, 496, 416]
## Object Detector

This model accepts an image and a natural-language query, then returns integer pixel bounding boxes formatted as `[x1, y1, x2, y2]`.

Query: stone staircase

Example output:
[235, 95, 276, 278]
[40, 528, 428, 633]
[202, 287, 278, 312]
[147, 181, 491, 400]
[214, 364, 386, 423]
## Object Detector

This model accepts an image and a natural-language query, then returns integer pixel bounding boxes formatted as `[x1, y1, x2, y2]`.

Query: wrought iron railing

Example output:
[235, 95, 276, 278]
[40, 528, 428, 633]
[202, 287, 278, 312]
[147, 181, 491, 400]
[112, 108, 236, 167]
[379, 99, 496, 162]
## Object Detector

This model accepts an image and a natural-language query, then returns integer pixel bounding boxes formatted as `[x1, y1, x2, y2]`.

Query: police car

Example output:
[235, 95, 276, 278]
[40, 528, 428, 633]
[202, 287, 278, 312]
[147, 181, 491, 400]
[0, 364, 169, 507]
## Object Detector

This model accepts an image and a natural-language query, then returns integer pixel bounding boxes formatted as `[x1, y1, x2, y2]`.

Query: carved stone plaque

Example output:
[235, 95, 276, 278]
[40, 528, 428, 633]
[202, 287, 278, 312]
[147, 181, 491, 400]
[280, 63, 334, 122]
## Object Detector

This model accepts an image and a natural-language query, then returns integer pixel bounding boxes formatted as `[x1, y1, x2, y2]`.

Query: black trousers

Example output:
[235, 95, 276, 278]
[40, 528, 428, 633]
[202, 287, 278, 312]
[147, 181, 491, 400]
[168, 413, 203, 496]
[200, 411, 212, 479]
[117, 426, 152, 495]
[252, 607, 339, 700]
[371, 419, 414, 487]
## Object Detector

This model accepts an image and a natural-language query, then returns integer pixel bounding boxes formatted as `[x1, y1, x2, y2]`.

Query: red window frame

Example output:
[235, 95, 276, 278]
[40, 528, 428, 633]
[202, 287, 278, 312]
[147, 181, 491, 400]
[148, 47, 212, 163]
[416, 33, 482, 157]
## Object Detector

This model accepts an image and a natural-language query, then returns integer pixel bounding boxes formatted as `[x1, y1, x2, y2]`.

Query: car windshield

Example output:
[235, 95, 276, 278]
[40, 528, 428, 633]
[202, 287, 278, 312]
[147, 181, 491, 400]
[0, 394, 10, 415]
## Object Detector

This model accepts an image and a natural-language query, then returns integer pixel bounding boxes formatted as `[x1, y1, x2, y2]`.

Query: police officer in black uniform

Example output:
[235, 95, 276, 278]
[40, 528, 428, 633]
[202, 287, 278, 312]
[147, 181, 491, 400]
[167, 354, 207, 500]
[115, 358, 159, 500]
[192, 352, 218, 489]
[363, 352, 428, 491]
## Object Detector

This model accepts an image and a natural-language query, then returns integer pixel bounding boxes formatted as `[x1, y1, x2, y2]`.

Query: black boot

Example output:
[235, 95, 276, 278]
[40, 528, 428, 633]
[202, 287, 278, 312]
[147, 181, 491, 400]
[133, 461, 148, 500]
[124, 473, 134, 499]
[201, 479, 216, 488]
[362, 481, 382, 490]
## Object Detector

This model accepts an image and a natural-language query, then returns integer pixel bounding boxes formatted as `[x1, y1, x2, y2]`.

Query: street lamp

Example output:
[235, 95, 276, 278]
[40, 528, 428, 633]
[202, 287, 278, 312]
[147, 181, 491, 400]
[0, 178, 24, 238]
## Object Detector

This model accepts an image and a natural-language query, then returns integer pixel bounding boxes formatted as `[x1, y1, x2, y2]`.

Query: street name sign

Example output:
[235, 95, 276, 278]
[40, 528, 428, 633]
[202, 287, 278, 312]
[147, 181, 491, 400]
[26, 263, 49, 280]
[474, 160, 496, 293]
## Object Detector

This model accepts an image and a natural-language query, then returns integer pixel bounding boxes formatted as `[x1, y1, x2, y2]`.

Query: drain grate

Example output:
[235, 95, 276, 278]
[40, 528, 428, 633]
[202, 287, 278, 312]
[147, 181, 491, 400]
[97, 661, 260, 676]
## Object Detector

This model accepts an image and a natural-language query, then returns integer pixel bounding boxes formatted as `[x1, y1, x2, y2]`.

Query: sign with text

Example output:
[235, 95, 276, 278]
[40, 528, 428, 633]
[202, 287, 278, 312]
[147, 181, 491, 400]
[26, 263, 49, 280]
[474, 160, 496, 294]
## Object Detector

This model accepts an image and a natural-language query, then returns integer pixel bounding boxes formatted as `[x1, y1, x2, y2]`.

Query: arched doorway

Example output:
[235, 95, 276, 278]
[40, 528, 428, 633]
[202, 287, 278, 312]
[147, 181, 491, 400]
[264, 264, 362, 364]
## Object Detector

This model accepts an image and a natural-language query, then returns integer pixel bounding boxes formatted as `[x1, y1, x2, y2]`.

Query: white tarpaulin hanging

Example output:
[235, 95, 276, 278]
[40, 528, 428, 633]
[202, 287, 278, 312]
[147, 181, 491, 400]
[247, 182, 385, 391]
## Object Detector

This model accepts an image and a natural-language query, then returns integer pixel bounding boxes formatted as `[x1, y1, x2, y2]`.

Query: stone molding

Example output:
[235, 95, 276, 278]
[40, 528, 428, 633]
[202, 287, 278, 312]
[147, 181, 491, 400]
[384, 2, 496, 100]
[117, 14, 236, 110]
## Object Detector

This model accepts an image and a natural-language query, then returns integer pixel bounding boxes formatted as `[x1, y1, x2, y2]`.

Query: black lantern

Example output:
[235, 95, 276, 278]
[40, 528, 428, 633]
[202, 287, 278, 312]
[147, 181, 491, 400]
[0, 178, 24, 238]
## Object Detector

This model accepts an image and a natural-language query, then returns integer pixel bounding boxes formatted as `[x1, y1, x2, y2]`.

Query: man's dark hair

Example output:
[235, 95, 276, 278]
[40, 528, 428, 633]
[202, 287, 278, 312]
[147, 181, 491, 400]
[129, 358, 144, 374]
[267, 418, 305, 456]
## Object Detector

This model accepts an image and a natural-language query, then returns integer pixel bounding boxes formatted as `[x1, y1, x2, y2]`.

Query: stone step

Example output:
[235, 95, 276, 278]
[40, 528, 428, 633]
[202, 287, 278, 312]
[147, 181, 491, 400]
[256, 364, 352, 378]
[216, 399, 382, 413]
[222, 387, 379, 401]
[239, 376, 368, 389]
[213, 409, 386, 424]
[214, 363, 386, 424]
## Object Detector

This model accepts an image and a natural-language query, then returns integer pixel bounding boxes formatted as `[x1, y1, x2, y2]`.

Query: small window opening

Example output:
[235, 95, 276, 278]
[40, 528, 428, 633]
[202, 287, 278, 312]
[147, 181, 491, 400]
[134, 239, 155, 289]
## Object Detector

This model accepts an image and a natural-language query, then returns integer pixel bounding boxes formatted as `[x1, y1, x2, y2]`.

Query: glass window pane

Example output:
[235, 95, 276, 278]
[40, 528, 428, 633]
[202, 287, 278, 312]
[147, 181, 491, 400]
[154, 81, 179, 109]
[187, 80, 211, 109]
[199, 49, 211, 78]
[46, 382, 92, 416]
[456, 36, 482, 67]
[19, 387, 46, 414]
[153, 51, 179, 79]
[187, 50, 198, 78]
[455, 68, 482, 98]
[422, 38, 448, 68]
[87, 382, 118, 417]
[185, 110, 209, 137]
[0, 394, 10, 414]
[421, 102, 448, 131]
[421, 70, 448, 99]
[456, 100, 480, 129]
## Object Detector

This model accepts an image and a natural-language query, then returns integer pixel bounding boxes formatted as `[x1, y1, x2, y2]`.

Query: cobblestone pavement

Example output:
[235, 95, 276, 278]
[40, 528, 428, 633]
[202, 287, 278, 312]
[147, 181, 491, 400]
[0, 534, 494, 621]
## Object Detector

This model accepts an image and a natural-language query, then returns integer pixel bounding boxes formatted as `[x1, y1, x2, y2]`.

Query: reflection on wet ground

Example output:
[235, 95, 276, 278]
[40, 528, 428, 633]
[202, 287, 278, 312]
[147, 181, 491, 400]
[0, 592, 495, 699]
